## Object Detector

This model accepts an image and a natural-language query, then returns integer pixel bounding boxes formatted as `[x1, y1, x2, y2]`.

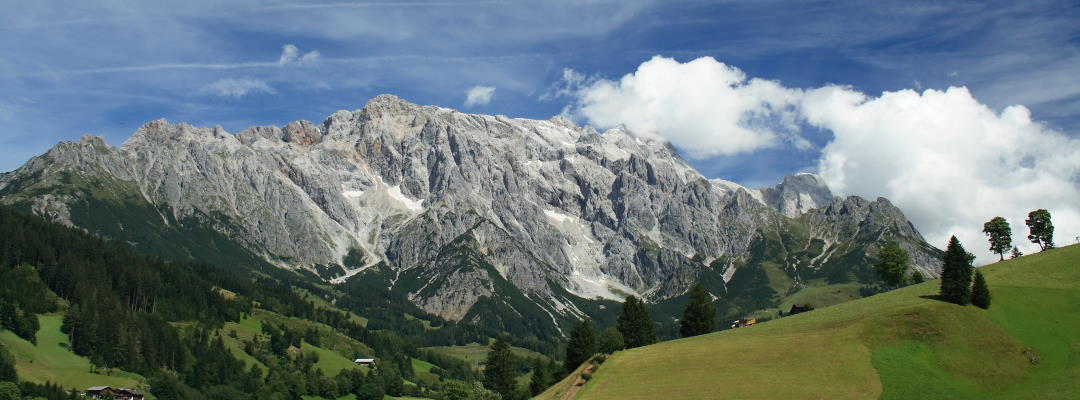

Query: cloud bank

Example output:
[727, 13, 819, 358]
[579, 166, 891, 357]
[566, 56, 1080, 263]
[571, 56, 803, 157]
[464, 85, 496, 107]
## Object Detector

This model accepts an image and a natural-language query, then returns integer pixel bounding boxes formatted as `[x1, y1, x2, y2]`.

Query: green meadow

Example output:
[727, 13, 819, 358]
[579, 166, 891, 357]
[0, 315, 150, 395]
[571, 244, 1079, 399]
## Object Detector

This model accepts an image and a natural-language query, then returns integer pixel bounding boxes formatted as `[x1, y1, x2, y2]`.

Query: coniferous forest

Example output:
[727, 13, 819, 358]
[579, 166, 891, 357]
[0, 206, 553, 399]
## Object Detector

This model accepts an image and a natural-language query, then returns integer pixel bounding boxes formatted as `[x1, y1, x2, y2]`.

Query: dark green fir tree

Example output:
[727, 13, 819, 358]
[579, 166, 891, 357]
[939, 236, 975, 305]
[971, 271, 991, 309]
[616, 296, 656, 349]
[679, 284, 716, 337]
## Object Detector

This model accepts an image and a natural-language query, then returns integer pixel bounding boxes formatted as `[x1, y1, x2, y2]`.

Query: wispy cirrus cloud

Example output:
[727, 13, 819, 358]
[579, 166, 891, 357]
[199, 77, 276, 97]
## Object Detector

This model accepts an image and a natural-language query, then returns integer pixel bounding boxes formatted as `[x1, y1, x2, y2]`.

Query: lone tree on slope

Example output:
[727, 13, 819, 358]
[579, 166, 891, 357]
[1011, 246, 1023, 259]
[1026, 209, 1055, 251]
[874, 245, 910, 288]
[616, 296, 656, 349]
[679, 284, 716, 338]
[982, 216, 1013, 262]
[564, 319, 596, 374]
[971, 270, 991, 309]
[939, 236, 975, 305]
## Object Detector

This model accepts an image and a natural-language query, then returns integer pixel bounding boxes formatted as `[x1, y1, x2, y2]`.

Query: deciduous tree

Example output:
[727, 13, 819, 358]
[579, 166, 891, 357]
[1026, 209, 1055, 251]
[874, 245, 910, 288]
[598, 327, 624, 354]
[982, 216, 1012, 261]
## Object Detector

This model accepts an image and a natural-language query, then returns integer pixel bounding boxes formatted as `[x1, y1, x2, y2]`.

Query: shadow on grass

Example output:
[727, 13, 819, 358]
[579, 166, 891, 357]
[918, 294, 960, 305]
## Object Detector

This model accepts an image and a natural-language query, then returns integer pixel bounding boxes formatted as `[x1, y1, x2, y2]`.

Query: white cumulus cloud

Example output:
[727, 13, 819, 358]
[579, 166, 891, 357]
[278, 44, 320, 65]
[802, 85, 1080, 262]
[565, 56, 1080, 263]
[199, 77, 276, 97]
[569, 56, 803, 157]
[464, 85, 496, 107]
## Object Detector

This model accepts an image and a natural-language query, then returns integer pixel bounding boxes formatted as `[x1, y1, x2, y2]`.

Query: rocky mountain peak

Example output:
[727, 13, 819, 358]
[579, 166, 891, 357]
[1, 94, 942, 333]
[760, 172, 836, 218]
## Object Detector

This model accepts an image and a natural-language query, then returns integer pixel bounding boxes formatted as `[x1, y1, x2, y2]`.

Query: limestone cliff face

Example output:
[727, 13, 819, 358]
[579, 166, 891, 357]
[0, 94, 941, 323]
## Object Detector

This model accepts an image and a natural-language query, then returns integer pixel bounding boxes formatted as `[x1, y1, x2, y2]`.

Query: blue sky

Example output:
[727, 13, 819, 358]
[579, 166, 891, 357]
[1, 0, 1079, 259]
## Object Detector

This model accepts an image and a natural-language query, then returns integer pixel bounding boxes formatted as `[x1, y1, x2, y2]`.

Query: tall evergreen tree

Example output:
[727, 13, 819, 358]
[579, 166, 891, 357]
[982, 216, 1013, 261]
[0, 344, 16, 383]
[874, 245, 910, 288]
[971, 271, 991, 309]
[616, 296, 655, 349]
[1011, 246, 1023, 259]
[564, 319, 596, 373]
[528, 357, 554, 396]
[679, 284, 715, 337]
[939, 236, 975, 305]
[1026, 209, 1055, 251]
[482, 335, 517, 399]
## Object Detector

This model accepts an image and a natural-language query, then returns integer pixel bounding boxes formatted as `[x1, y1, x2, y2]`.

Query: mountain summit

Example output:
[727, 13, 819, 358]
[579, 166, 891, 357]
[0, 95, 941, 333]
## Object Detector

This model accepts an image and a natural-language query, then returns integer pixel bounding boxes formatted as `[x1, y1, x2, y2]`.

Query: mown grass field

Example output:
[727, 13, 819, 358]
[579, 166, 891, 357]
[574, 244, 1080, 399]
[422, 342, 548, 369]
[0, 314, 151, 395]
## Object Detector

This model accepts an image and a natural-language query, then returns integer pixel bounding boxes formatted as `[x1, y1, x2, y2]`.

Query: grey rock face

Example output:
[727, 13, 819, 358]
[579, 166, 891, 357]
[760, 173, 836, 218]
[0, 94, 942, 323]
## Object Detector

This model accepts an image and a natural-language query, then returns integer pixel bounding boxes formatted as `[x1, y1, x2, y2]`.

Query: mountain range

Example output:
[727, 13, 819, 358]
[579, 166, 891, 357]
[0, 94, 942, 335]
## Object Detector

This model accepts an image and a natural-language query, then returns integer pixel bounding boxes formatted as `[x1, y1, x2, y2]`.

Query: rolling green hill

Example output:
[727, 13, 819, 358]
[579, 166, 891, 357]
[0, 315, 150, 394]
[569, 244, 1079, 400]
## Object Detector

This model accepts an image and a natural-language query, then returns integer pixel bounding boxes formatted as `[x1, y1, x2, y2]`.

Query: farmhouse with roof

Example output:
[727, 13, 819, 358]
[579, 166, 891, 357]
[85, 386, 145, 400]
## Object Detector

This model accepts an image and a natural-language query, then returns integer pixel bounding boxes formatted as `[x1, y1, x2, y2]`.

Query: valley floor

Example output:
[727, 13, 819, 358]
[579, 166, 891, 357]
[567, 244, 1080, 399]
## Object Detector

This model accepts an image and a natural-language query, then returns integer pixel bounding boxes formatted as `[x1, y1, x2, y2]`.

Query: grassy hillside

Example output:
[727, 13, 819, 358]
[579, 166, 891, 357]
[573, 244, 1079, 400]
[422, 342, 548, 369]
[0, 315, 149, 394]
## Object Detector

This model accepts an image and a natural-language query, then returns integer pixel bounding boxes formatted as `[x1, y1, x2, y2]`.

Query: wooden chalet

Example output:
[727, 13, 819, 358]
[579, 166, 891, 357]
[85, 386, 145, 400]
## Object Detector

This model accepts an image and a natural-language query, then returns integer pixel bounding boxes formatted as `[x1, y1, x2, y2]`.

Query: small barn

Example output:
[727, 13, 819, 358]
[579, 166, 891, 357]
[354, 358, 376, 367]
[86, 386, 114, 398]
[788, 303, 814, 315]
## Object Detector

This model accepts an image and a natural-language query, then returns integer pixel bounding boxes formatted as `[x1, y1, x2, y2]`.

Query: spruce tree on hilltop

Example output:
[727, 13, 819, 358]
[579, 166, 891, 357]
[482, 335, 518, 399]
[1026, 209, 1055, 251]
[982, 216, 1013, 262]
[939, 236, 975, 305]
[679, 284, 716, 338]
[564, 319, 597, 373]
[616, 296, 656, 349]
[971, 271, 991, 309]
[1011, 246, 1023, 259]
